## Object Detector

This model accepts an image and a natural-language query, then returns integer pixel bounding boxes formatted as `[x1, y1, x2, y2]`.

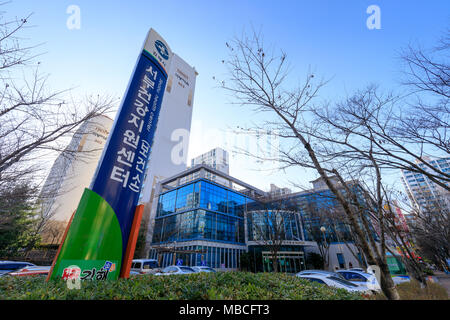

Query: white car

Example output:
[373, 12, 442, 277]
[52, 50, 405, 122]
[296, 270, 346, 280]
[336, 270, 381, 292]
[0, 261, 35, 276]
[297, 273, 372, 294]
[130, 259, 160, 274]
[192, 266, 216, 273]
[154, 265, 196, 275]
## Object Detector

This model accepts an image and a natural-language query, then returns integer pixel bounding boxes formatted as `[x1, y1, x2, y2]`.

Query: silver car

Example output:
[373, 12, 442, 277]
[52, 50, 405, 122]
[296, 270, 346, 280]
[297, 273, 372, 294]
[192, 266, 216, 273]
[155, 266, 196, 275]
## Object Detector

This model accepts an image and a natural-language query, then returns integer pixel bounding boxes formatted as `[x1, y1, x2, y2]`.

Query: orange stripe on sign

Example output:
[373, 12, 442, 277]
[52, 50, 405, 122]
[119, 204, 144, 279]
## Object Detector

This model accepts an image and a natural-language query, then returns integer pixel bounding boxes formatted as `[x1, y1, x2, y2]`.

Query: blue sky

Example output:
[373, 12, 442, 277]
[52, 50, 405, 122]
[6, 0, 450, 191]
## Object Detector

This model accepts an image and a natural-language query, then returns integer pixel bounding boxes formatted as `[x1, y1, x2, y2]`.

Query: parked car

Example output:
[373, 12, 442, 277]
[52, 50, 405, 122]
[154, 266, 196, 275]
[192, 266, 216, 273]
[296, 270, 346, 280]
[336, 269, 381, 292]
[0, 261, 36, 276]
[6, 266, 51, 277]
[296, 273, 371, 294]
[392, 275, 411, 285]
[130, 259, 160, 274]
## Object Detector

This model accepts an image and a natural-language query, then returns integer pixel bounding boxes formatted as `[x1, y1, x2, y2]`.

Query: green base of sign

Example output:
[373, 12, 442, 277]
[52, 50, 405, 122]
[49, 188, 123, 281]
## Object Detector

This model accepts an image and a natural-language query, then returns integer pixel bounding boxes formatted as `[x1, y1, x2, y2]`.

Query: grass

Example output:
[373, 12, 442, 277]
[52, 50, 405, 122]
[0, 271, 363, 300]
[371, 279, 448, 300]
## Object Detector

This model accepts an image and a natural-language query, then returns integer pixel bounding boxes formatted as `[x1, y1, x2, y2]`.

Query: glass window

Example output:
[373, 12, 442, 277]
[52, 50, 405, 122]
[200, 181, 228, 213]
[164, 266, 177, 273]
[161, 214, 178, 242]
[228, 192, 246, 217]
[179, 266, 195, 272]
[344, 272, 367, 282]
[143, 261, 158, 269]
[175, 183, 196, 212]
[232, 249, 236, 269]
[152, 218, 164, 243]
[304, 277, 326, 285]
[211, 247, 216, 268]
[224, 248, 229, 268]
[220, 248, 225, 268]
[328, 276, 358, 288]
[158, 191, 177, 216]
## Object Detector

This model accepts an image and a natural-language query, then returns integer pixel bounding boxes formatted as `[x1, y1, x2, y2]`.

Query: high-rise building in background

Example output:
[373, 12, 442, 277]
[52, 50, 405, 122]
[40, 115, 113, 244]
[268, 183, 291, 197]
[191, 147, 229, 175]
[139, 53, 197, 256]
[401, 156, 450, 213]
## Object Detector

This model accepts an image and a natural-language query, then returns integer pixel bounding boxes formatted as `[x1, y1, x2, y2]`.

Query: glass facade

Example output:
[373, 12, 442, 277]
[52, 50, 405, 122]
[281, 186, 378, 243]
[152, 179, 249, 245]
[149, 245, 245, 269]
[246, 210, 303, 242]
[150, 171, 379, 271]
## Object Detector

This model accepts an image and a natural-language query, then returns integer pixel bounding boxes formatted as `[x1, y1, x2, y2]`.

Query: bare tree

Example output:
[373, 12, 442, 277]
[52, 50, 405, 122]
[221, 29, 401, 299]
[246, 206, 292, 273]
[0, 6, 118, 252]
[302, 201, 331, 269]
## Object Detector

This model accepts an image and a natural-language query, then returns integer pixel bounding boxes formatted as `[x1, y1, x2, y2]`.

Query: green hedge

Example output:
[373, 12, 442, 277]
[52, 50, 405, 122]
[0, 272, 363, 300]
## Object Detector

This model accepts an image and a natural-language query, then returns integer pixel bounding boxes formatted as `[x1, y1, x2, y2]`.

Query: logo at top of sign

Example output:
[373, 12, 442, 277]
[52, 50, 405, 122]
[155, 40, 169, 60]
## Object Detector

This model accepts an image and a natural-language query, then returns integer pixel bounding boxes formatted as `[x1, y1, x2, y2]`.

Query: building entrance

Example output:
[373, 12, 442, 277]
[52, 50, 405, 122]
[262, 251, 305, 273]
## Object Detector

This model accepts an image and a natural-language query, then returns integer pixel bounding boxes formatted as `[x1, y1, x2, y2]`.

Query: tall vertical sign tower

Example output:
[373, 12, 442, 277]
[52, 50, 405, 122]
[48, 29, 172, 281]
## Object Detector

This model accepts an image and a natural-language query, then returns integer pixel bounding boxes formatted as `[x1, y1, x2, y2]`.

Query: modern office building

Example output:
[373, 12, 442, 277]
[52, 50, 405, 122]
[139, 53, 197, 256]
[401, 156, 450, 213]
[266, 176, 375, 271]
[39, 115, 113, 244]
[147, 164, 376, 272]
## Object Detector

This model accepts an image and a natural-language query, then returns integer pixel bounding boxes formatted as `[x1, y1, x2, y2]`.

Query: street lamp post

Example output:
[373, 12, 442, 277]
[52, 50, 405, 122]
[320, 226, 327, 245]
[320, 226, 329, 270]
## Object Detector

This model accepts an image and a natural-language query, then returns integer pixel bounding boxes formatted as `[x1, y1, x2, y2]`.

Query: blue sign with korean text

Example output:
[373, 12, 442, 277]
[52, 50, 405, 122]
[90, 44, 169, 263]
[48, 29, 173, 282]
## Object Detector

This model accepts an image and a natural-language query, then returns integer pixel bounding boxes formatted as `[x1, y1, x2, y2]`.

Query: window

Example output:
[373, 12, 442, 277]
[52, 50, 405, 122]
[143, 261, 158, 269]
[163, 266, 178, 273]
[179, 267, 194, 272]
[341, 272, 366, 282]
[328, 276, 358, 287]
[175, 183, 196, 212]
[304, 277, 326, 285]
[158, 191, 177, 216]
[131, 262, 141, 269]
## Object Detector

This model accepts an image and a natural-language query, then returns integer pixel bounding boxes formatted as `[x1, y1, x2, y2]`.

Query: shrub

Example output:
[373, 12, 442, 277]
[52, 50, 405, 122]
[0, 272, 363, 300]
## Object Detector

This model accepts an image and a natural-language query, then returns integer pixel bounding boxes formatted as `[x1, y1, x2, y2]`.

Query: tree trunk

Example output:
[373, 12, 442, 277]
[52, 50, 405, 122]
[378, 259, 400, 300]
[271, 249, 279, 272]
